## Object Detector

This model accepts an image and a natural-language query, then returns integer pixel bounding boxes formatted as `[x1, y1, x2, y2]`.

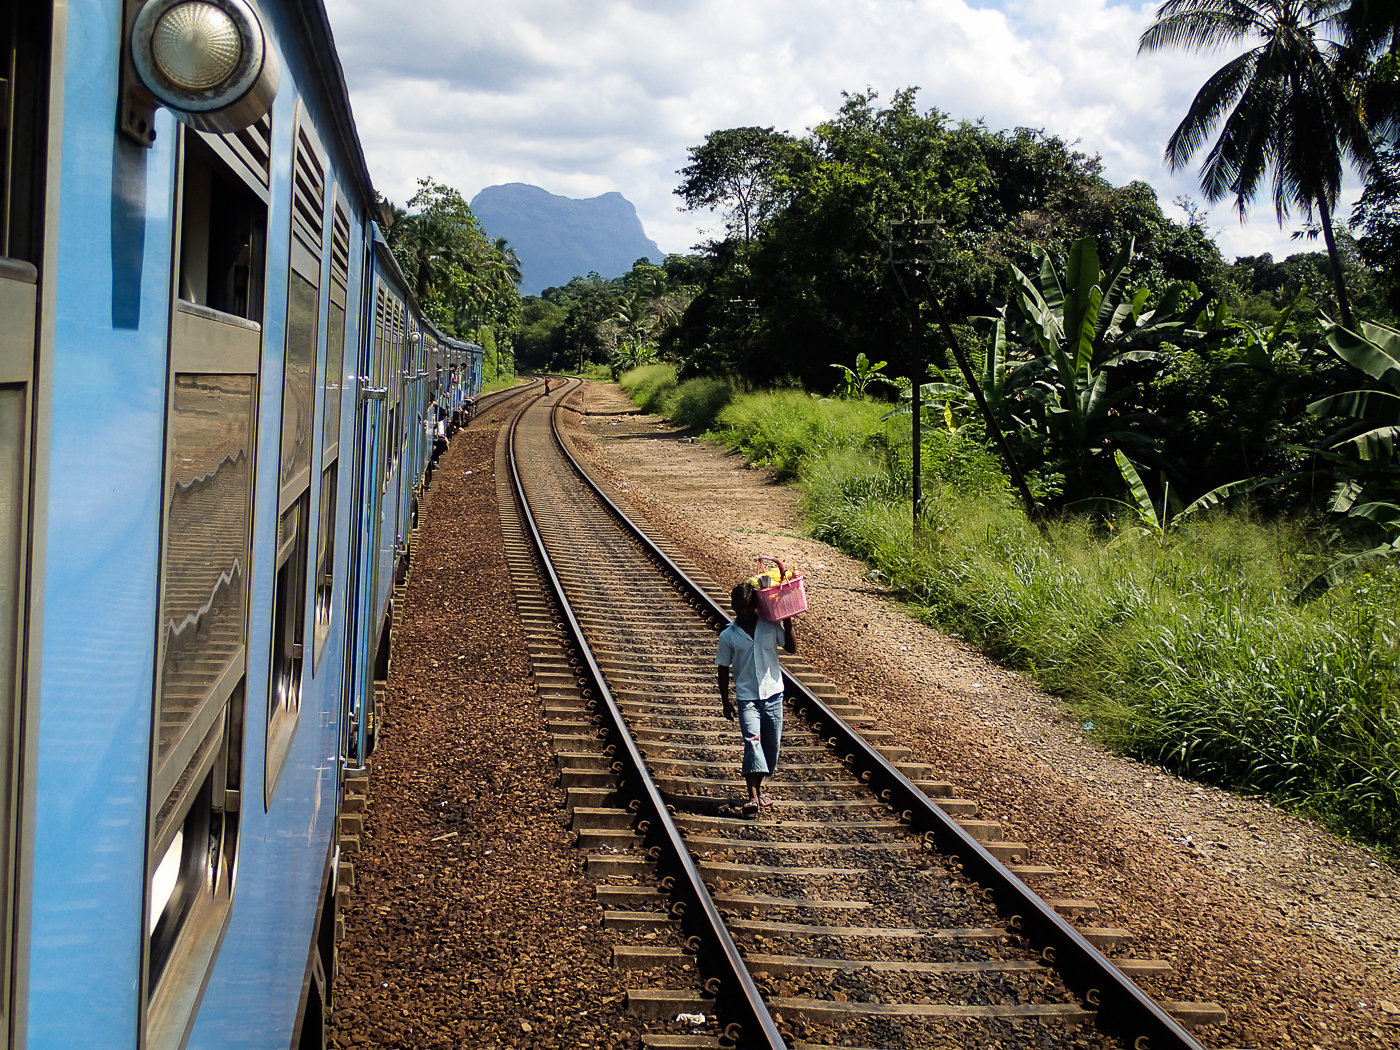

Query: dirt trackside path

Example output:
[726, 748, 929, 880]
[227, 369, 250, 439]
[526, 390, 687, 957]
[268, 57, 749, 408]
[565, 379, 1400, 1050]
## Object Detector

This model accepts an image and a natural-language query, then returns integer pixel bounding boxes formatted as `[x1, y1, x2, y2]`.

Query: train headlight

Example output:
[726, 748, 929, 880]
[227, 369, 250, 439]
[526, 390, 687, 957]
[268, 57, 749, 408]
[131, 0, 279, 134]
[150, 3, 243, 90]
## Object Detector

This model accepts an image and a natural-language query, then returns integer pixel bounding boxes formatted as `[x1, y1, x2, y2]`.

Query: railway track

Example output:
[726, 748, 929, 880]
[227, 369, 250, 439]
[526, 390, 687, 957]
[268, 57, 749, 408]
[500, 379, 1224, 1050]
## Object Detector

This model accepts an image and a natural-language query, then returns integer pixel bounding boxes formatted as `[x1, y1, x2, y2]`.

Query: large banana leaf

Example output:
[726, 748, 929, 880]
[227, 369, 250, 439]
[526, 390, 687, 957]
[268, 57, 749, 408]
[1331, 426, 1400, 463]
[1063, 239, 1101, 372]
[1349, 501, 1400, 528]
[1307, 389, 1400, 425]
[1331, 477, 1364, 514]
[1090, 241, 1135, 365]
[1114, 450, 1161, 530]
[1177, 474, 1266, 520]
[983, 316, 1007, 405]
[1322, 319, 1400, 390]
[1297, 536, 1400, 602]
[1037, 249, 1066, 332]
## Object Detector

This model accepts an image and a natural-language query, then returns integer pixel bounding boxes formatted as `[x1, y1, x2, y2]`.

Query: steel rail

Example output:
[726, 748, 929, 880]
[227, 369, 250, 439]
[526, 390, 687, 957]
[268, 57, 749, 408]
[507, 389, 787, 1050]
[546, 396, 1208, 1050]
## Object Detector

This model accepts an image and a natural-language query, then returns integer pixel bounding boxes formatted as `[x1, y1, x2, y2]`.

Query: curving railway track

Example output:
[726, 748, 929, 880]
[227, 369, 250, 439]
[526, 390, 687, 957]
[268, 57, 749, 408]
[499, 378, 1223, 1050]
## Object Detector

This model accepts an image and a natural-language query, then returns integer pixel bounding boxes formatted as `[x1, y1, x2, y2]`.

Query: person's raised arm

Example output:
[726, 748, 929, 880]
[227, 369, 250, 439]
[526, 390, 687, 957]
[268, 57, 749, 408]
[781, 616, 797, 654]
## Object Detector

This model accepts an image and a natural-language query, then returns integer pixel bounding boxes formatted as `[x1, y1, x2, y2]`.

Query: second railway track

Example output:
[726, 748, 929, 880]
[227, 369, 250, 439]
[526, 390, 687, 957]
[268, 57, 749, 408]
[500, 379, 1224, 1050]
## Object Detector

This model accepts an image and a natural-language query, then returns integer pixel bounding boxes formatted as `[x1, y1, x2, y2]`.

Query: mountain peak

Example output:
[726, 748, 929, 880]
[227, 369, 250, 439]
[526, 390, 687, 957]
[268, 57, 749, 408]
[471, 184, 663, 295]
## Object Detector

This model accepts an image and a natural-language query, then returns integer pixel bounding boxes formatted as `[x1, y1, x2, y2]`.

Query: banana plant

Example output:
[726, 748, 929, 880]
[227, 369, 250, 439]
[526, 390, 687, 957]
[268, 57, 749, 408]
[1310, 319, 1400, 465]
[1001, 237, 1213, 498]
[1228, 290, 1306, 371]
[1070, 450, 1259, 547]
[831, 351, 898, 398]
[1296, 319, 1400, 597]
[881, 317, 1038, 435]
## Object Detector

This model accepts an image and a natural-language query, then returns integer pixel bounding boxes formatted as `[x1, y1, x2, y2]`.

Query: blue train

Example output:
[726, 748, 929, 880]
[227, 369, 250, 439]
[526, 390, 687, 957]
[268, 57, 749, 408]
[1, 3, 483, 1047]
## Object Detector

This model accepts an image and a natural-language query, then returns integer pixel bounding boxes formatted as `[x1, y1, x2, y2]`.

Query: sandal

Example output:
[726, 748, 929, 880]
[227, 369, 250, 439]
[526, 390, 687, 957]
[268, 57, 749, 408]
[741, 800, 760, 815]
[758, 793, 774, 808]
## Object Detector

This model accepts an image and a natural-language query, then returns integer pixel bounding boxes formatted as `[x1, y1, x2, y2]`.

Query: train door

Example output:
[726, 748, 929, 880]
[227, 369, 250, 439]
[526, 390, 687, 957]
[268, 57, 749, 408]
[342, 279, 386, 768]
[0, 5, 55, 1046]
[264, 110, 327, 805]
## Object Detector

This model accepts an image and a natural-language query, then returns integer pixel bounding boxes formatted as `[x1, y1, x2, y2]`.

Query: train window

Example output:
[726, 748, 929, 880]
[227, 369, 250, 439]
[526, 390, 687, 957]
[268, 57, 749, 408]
[267, 494, 309, 795]
[373, 285, 387, 498]
[280, 269, 318, 497]
[313, 463, 337, 661]
[267, 112, 326, 798]
[323, 201, 349, 464]
[2, 5, 51, 266]
[177, 135, 267, 321]
[147, 373, 255, 1050]
[313, 199, 349, 668]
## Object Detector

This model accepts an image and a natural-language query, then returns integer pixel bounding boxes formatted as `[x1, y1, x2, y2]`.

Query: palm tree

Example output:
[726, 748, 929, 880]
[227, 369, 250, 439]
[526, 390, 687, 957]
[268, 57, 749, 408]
[380, 200, 408, 248]
[1139, 0, 1374, 328]
[1337, 0, 1399, 142]
[492, 237, 523, 287]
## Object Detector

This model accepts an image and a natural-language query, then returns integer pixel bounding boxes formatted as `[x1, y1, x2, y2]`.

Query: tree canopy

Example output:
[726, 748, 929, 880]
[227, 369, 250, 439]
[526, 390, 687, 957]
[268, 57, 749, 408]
[382, 178, 521, 337]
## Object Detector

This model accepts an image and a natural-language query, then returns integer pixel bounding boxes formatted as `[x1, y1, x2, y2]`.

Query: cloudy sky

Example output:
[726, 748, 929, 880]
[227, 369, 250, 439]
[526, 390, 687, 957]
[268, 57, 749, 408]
[322, 0, 1361, 264]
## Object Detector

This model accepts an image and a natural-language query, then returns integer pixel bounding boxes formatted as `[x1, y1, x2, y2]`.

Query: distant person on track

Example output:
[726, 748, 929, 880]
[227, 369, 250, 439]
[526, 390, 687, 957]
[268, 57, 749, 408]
[716, 580, 797, 815]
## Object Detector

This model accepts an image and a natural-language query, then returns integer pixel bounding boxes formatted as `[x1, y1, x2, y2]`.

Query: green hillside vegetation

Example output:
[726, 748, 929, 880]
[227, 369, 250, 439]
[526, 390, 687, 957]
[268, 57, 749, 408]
[380, 177, 524, 378]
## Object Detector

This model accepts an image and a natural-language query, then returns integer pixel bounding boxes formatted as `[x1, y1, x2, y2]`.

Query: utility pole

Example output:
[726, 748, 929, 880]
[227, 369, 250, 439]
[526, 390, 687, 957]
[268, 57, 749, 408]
[730, 299, 758, 392]
[884, 221, 929, 536]
[885, 219, 1041, 529]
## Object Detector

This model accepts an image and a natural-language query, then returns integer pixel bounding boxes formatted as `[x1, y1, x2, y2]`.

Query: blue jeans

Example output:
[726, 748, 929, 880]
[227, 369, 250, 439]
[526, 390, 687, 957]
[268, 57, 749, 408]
[738, 694, 784, 775]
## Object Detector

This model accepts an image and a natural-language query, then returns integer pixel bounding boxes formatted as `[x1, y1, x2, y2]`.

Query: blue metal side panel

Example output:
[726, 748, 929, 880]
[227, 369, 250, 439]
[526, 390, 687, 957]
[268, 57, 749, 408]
[25, 4, 175, 1045]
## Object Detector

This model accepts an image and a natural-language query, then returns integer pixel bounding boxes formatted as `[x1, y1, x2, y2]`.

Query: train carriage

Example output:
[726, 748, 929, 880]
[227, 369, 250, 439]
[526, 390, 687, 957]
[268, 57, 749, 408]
[0, 3, 478, 1047]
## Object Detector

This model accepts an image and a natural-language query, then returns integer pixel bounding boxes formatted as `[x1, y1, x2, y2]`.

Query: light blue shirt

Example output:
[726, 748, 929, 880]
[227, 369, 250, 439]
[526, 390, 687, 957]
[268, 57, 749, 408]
[715, 618, 785, 700]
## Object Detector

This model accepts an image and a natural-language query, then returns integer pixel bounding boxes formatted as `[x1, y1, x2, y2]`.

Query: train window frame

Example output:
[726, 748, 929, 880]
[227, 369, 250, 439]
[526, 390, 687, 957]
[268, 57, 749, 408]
[176, 131, 268, 322]
[144, 121, 268, 1050]
[0, 383, 29, 1050]
[313, 192, 350, 668]
[265, 105, 327, 803]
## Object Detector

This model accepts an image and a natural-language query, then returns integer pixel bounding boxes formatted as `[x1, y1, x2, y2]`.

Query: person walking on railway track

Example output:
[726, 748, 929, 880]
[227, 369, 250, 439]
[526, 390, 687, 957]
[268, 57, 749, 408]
[715, 581, 797, 814]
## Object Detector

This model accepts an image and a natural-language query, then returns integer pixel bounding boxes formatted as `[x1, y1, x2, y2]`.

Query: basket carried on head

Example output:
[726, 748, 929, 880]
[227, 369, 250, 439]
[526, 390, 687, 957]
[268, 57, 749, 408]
[753, 556, 807, 621]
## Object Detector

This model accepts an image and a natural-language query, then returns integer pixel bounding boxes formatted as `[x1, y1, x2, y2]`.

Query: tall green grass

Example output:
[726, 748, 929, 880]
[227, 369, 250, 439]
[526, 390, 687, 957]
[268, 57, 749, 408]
[619, 364, 677, 415]
[618, 365, 736, 431]
[713, 392, 891, 479]
[620, 379, 1400, 850]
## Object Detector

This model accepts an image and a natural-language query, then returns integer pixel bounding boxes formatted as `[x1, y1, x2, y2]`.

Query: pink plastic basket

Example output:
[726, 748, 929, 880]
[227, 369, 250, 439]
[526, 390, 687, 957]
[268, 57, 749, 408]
[754, 557, 808, 621]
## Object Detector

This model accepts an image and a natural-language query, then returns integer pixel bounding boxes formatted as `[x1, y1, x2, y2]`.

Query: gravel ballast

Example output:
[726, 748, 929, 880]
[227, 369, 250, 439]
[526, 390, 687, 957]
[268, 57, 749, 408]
[329, 416, 645, 1050]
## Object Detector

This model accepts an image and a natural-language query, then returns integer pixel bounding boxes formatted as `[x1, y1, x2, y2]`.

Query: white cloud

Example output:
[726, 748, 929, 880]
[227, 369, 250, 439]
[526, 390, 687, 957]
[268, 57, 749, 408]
[323, 0, 1359, 265]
